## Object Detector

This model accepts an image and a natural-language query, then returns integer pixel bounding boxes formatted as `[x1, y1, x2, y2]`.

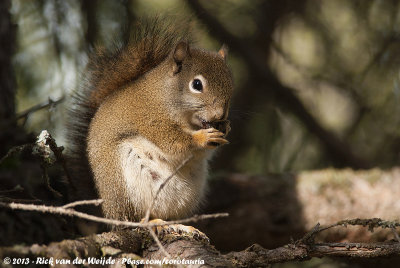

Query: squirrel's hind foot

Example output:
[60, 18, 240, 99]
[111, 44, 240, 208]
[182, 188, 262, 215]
[146, 218, 210, 243]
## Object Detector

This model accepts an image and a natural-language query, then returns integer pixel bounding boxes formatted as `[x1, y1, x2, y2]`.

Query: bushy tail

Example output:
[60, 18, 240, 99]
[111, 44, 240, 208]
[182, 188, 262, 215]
[65, 17, 192, 201]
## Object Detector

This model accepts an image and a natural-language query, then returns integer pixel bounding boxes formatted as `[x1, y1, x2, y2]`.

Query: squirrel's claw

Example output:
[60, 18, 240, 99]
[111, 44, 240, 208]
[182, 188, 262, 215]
[192, 128, 229, 149]
[146, 218, 210, 243]
[206, 138, 229, 149]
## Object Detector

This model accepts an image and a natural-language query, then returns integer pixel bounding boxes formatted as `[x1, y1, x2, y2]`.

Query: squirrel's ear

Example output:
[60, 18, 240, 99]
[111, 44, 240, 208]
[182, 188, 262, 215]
[218, 44, 228, 60]
[172, 41, 189, 74]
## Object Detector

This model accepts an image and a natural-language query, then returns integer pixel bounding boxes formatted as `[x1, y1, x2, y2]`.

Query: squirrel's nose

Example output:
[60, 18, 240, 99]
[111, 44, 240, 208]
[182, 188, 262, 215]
[213, 107, 225, 121]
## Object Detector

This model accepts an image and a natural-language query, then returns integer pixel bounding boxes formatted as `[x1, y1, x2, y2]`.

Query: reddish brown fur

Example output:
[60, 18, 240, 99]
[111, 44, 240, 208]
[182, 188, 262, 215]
[67, 19, 234, 221]
[66, 19, 190, 201]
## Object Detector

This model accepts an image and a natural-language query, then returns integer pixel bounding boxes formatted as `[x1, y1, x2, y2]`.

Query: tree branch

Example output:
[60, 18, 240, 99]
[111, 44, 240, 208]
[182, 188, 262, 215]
[143, 154, 193, 222]
[2, 216, 400, 266]
[225, 241, 400, 266]
[0, 201, 228, 228]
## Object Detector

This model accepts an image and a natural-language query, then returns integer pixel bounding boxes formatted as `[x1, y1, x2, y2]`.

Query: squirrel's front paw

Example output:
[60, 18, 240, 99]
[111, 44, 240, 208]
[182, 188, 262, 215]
[192, 128, 229, 149]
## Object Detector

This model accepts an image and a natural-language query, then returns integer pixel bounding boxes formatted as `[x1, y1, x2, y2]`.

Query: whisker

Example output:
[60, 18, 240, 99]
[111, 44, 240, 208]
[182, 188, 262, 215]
[169, 101, 205, 110]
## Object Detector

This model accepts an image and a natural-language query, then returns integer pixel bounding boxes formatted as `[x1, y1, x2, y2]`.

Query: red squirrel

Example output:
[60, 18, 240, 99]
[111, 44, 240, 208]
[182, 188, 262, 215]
[67, 19, 234, 221]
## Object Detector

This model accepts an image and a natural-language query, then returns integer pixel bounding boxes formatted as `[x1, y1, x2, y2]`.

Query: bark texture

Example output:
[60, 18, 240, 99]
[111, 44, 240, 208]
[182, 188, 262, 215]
[2, 228, 400, 267]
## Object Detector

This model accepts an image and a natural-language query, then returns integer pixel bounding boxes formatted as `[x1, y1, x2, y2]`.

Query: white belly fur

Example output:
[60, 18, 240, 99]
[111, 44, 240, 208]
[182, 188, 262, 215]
[118, 136, 210, 219]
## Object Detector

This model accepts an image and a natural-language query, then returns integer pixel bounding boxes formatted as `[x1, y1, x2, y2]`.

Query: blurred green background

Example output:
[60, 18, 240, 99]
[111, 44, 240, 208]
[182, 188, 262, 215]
[9, 0, 400, 174]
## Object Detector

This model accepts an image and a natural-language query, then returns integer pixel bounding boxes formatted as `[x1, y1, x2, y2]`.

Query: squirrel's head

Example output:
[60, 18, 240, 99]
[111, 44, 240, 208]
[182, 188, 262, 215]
[164, 41, 234, 132]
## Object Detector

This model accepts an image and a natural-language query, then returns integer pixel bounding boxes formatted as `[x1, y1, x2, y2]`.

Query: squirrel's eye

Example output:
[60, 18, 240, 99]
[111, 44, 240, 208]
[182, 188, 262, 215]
[191, 79, 203, 92]
[189, 75, 206, 94]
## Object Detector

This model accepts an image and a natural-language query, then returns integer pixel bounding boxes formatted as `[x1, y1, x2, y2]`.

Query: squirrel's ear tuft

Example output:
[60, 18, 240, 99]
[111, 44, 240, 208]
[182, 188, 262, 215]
[218, 44, 228, 60]
[172, 41, 189, 74]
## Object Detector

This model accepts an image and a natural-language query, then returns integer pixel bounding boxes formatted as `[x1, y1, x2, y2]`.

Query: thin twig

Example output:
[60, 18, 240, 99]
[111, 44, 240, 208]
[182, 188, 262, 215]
[40, 162, 62, 198]
[16, 96, 65, 121]
[0, 144, 33, 166]
[0, 185, 24, 194]
[0, 96, 65, 129]
[293, 218, 400, 248]
[391, 227, 400, 243]
[337, 218, 400, 230]
[62, 199, 104, 209]
[0, 201, 228, 228]
[164, 213, 229, 225]
[147, 227, 172, 258]
[296, 223, 320, 245]
[140, 154, 194, 258]
[143, 154, 194, 223]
